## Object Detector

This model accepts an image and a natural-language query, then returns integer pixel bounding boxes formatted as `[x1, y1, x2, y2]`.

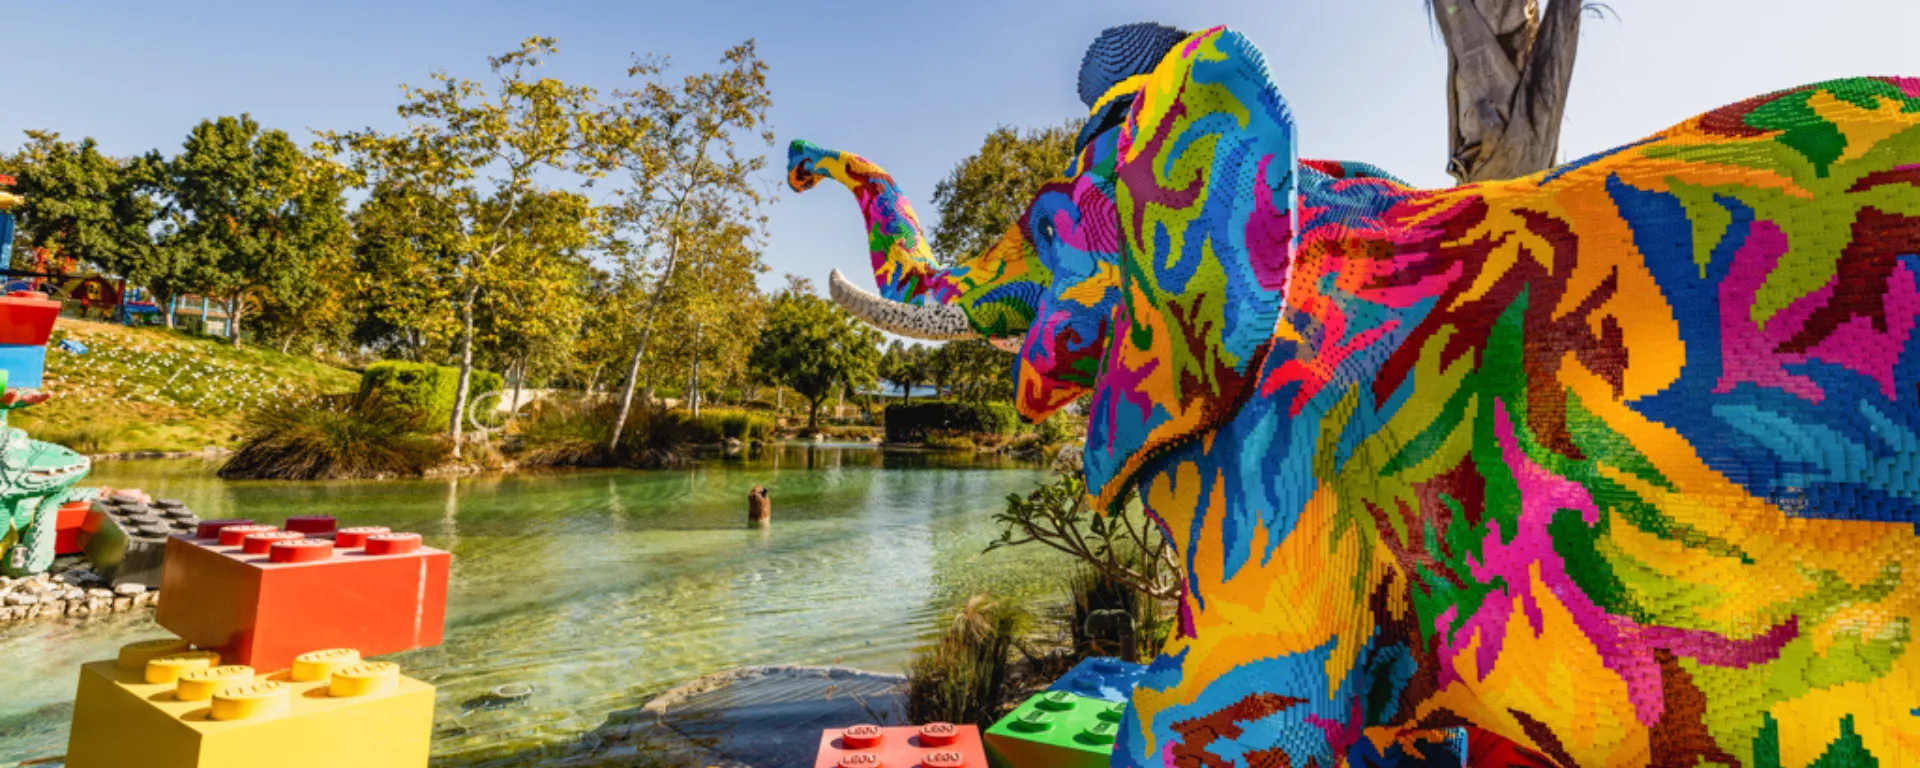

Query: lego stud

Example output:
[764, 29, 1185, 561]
[241, 530, 305, 555]
[194, 519, 255, 539]
[284, 515, 337, 535]
[269, 538, 335, 563]
[842, 723, 884, 748]
[919, 722, 959, 746]
[329, 661, 401, 697]
[1091, 659, 1126, 674]
[1036, 691, 1079, 711]
[115, 637, 191, 671]
[291, 648, 363, 682]
[145, 650, 222, 684]
[838, 754, 881, 767]
[1073, 675, 1102, 691]
[1077, 720, 1119, 745]
[217, 524, 278, 547]
[334, 526, 391, 548]
[210, 680, 291, 721]
[1098, 703, 1125, 723]
[924, 751, 968, 768]
[364, 532, 423, 555]
[176, 665, 255, 701]
[1009, 710, 1055, 732]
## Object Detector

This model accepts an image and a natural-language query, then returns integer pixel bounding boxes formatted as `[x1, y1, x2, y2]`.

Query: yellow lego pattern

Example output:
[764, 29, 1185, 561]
[66, 641, 434, 768]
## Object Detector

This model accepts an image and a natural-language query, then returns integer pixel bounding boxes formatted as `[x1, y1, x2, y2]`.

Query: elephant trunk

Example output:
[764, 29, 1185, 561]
[788, 140, 980, 341]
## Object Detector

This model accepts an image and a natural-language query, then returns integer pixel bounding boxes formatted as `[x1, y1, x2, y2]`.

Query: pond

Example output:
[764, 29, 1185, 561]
[0, 443, 1064, 765]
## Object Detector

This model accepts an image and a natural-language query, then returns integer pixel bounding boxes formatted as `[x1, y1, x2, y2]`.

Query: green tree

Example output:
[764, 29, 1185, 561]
[928, 123, 1077, 264]
[163, 115, 350, 345]
[929, 340, 1014, 403]
[749, 277, 882, 431]
[325, 37, 627, 456]
[880, 340, 932, 403]
[1, 132, 167, 297]
[646, 201, 768, 417]
[606, 40, 773, 448]
[349, 181, 462, 361]
[474, 190, 599, 419]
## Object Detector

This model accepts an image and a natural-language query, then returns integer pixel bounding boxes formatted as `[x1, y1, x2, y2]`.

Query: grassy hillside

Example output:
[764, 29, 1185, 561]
[11, 319, 361, 454]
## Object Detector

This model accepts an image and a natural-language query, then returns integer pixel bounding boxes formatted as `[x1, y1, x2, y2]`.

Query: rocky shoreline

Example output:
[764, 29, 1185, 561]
[0, 555, 157, 625]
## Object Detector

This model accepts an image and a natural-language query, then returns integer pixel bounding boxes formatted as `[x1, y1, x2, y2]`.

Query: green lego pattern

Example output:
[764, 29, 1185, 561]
[984, 691, 1122, 768]
[0, 369, 92, 576]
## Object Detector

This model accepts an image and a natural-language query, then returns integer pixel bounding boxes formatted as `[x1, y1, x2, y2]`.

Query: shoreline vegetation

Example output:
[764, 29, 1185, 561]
[214, 391, 1072, 481]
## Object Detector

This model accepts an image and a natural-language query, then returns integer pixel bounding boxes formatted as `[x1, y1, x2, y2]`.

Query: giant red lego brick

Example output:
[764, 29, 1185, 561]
[155, 529, 450, 674]
[814, 723, 988, 768]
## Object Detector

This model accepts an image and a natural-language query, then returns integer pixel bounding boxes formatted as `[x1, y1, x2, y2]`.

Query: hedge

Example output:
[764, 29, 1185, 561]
[358, 361, 504, 425]
[884, 400, 1018, 443]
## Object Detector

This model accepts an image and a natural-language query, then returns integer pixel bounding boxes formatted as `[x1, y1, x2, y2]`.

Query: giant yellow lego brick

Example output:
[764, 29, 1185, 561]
[66, 650, 434, 768]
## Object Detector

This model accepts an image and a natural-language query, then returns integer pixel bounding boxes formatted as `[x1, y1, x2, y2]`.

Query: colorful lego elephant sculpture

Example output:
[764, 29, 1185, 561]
[791, 22, 1920, 768]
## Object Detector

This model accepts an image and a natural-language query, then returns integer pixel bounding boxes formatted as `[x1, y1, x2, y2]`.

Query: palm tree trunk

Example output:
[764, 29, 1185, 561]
[1431, 0, 1588, 182]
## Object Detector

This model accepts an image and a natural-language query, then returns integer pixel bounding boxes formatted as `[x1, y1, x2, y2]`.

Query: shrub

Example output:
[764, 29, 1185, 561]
[818, 424, 881, 441]
[924, 433, 977, 452]
[507, 397, 709, 469]
[687, 408, 776, 443]
[885, 400, 1018, 443]
[358, 362, 504, 425]
[905, 595, 1028, 728]
[219, 394, 448, 480]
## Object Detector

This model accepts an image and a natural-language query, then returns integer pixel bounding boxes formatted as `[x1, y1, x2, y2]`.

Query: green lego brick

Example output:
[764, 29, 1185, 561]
[983, 690, 1122, 768]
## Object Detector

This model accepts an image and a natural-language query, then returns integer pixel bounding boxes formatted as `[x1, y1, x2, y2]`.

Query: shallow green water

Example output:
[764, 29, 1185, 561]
[0, 444, 1061, 765]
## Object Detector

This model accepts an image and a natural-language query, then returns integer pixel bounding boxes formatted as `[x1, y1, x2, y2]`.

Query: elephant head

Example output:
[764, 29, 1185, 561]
[791, 23, 1300, 510]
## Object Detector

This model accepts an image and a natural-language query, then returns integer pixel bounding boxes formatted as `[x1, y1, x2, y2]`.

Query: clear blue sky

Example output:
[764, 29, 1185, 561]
[5, 0, 1917, 294]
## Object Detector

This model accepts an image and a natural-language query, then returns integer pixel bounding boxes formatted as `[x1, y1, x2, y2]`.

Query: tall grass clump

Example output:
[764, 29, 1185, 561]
[905, 595, 1028, 728]
[510, 397, 729, 469]
[510, 397, 620, 468]
[687, 408, 775, 443]
[219, 394, 447, 480]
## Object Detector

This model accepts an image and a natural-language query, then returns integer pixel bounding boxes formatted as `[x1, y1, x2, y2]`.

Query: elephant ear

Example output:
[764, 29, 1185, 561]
[1084, 27, 1299, 511]
[1078, 23, 1191, 108]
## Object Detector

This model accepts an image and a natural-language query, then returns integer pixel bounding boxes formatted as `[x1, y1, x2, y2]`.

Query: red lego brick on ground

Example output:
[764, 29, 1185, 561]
[815, 723, 988, 768]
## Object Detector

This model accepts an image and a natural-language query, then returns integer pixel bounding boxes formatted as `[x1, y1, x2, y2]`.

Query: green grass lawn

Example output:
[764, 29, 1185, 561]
[11, 318, 361, 453]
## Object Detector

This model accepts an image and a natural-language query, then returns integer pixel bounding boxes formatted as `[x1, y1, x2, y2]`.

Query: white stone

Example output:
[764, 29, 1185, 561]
[113, 583, 147, 596]
[87, 588, 113, 599]
[5, 593, 37, 606]
[112, 597, 132, 612]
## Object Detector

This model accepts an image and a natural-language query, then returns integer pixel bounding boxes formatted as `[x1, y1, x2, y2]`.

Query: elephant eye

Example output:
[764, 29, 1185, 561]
[1037, 218, 1057, 242]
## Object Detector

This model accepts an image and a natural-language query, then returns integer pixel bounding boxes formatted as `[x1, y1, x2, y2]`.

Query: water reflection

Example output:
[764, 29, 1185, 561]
[0, 443, 1057, 764]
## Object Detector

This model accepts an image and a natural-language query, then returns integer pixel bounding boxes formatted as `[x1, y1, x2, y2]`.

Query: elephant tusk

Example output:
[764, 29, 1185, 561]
[828, 269, 979, 341]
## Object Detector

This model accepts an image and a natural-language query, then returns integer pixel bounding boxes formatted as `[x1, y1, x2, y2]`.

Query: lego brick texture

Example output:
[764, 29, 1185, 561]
[156, 533, 449, 673]
[788, 21, 1920, 768]
[65, 656, 433, 768]
[1045, 657, 1145, 704]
